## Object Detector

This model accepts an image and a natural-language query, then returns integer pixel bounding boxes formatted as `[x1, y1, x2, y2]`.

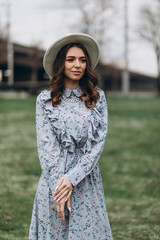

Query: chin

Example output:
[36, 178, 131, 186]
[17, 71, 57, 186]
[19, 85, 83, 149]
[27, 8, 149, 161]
[70, 77, 82, 81]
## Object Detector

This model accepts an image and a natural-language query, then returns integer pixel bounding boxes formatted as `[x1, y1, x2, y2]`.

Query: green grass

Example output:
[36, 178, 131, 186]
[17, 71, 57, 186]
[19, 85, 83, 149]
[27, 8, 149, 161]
[0, 94, 160, 240]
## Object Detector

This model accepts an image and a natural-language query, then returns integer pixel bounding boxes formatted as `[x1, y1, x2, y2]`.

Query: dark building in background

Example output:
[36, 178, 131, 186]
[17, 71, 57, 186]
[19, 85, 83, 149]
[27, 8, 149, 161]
[0, 39, 157, 94]
[0, 39, 48, 94]
[96, 64, 157, 92]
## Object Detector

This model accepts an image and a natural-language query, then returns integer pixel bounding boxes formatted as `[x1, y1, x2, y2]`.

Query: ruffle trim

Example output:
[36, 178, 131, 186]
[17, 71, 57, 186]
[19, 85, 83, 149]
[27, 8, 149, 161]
[82, 92, 105, 153]
[39, 89, 106, 154]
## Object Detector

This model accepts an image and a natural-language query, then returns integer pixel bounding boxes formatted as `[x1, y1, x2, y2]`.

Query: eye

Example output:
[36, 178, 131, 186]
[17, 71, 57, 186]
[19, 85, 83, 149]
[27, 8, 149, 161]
[66, 58, 74, 62]
[80, 59, 86, 63]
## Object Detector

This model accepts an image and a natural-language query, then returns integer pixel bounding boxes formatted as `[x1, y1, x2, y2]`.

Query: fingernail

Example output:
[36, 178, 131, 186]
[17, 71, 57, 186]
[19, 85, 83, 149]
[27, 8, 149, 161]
[69, 207, 71, 213]
[65, 198, 68, 202]
[56, 198, 60, 202]
[55, 186, 58, 191]
[61, 217, 65, 221]
[53, 197, 57, 201]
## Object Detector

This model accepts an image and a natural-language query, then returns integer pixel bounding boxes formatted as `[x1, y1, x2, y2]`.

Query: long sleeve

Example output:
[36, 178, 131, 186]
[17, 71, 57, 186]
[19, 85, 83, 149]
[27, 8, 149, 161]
[64, 90, 108, 187]
[36, 93, 63, 193]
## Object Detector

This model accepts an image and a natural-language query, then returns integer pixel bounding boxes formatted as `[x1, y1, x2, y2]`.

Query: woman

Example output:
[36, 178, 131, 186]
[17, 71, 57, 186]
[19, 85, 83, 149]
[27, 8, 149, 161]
[29, 33, 114, 240]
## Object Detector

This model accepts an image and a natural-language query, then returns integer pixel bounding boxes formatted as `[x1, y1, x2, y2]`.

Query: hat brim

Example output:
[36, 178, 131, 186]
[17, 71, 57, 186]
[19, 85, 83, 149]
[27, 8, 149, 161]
[43, 33, 100, 78]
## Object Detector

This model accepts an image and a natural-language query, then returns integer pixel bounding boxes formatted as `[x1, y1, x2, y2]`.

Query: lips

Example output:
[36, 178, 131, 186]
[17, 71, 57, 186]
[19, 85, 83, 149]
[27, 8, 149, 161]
[72, 71, 81, 74]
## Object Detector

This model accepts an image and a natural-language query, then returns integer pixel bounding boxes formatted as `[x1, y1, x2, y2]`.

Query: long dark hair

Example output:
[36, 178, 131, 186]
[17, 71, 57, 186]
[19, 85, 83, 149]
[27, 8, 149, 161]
[50, 42, 100, 109]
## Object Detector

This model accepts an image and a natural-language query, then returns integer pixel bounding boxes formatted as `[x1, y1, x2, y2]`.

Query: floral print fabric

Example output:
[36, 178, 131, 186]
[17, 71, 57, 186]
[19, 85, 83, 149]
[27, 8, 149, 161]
[29, 85, 114, 240]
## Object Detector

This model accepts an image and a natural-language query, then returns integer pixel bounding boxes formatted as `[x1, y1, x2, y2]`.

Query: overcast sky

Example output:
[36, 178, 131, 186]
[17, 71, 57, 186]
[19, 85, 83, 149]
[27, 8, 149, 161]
[0, 0, 157, 77]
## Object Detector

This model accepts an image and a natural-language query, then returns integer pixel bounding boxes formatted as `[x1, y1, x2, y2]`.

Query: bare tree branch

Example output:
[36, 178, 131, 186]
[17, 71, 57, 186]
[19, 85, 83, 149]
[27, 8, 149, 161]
[72, 0, 115, 63]
[137, 0, 160, 94]
[138, 5, 160, 48]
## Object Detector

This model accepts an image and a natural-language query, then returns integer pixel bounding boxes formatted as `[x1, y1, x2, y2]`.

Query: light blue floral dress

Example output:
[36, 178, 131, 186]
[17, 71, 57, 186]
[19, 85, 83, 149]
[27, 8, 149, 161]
[29, 85, 113, 240]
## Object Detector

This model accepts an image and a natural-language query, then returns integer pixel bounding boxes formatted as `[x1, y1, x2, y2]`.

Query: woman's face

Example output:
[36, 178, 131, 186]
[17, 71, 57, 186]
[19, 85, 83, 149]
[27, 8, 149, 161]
[64, 46, 87, 82]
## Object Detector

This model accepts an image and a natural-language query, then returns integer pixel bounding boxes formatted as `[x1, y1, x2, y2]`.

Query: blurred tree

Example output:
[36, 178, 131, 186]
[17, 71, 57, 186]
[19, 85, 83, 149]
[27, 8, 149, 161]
[71, 0, 116, 64]
[138, 0, 160, 95]
[30, 39, 43, 49]
[0, 23, 7, 40]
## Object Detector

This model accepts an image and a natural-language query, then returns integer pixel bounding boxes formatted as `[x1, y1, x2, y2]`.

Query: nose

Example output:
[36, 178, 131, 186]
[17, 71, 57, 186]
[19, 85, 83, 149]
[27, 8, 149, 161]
[75, 59, 80, 68]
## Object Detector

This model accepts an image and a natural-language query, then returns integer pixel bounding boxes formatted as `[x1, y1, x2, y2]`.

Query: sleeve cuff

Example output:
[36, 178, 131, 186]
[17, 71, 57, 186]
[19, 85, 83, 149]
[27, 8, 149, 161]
[64, 165, 86, 187]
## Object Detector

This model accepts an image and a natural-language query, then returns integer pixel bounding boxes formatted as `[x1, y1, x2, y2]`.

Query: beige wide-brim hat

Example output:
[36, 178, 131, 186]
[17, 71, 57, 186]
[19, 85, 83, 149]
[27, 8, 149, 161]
[43, 33, 100, 78]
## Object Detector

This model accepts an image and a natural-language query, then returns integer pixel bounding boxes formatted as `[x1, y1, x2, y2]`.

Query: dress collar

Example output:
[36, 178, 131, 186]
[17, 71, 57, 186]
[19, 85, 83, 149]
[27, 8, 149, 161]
[63, 85, 83, 98]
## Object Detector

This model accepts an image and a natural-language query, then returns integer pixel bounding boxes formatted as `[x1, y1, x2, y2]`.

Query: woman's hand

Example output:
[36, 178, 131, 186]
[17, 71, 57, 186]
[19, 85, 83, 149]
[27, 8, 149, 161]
[53, 176, 73, 201]
[53, 176, 73, 220]
[54, 195, 72, 221]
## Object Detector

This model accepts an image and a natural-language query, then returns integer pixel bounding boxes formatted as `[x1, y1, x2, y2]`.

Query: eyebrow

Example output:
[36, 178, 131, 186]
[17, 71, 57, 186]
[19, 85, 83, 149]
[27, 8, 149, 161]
[66, 56, 86, 59]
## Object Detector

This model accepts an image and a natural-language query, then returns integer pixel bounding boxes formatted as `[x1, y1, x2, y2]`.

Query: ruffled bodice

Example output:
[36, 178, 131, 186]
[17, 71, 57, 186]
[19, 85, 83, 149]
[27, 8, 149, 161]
[39, 85, 107, 155]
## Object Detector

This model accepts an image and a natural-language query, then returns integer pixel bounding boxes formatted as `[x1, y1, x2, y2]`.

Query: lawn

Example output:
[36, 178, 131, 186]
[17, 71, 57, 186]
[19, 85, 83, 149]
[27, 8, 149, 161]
[0, 93, 159, 240]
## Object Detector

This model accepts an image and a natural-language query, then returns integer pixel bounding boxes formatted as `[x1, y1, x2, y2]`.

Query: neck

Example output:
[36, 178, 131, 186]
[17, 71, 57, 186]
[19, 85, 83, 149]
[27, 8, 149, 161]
[64, 79, 79, 90]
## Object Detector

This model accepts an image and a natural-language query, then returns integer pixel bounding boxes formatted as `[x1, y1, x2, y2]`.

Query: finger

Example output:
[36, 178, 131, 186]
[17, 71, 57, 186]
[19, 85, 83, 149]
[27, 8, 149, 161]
[54, 176, 73, 197]
[54, 179, 70, 197]
[54, 189, 69, 202]
[54, 177, 64, 194]
[54, 185, 72, 200]
[54, 202, 60, 217]
[55, 201, 64, 221]
[53, 186, 67, 198]
[59, 200, 65, 220]
[67, 197, 71, 213]
[65, 189, 72, 201]
[65, 190, 72, 202]
[53, 181, 70, 198]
